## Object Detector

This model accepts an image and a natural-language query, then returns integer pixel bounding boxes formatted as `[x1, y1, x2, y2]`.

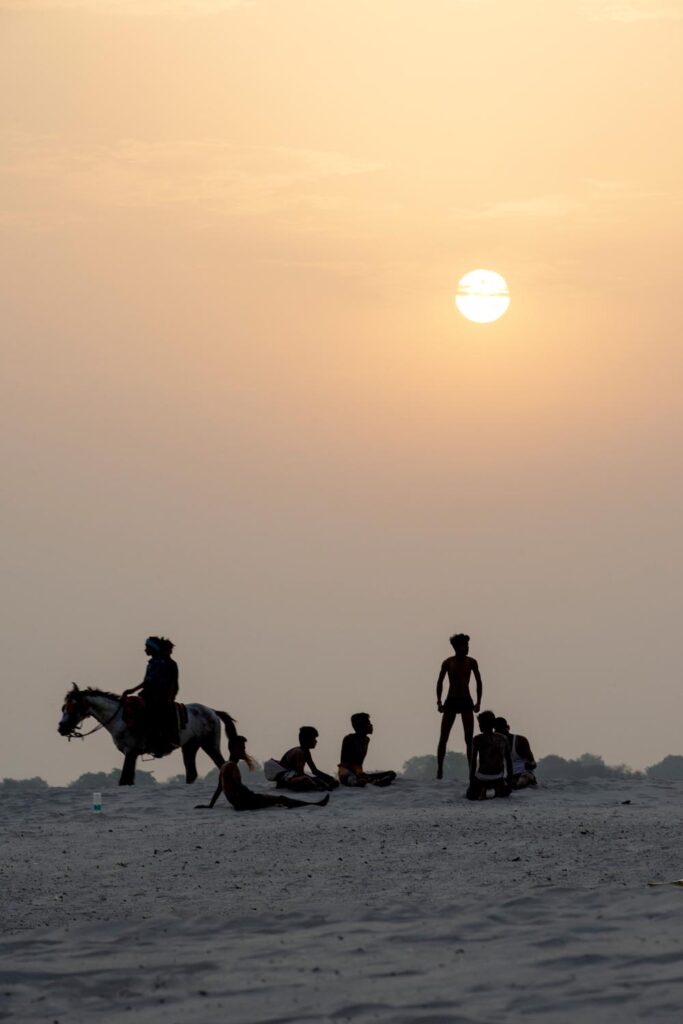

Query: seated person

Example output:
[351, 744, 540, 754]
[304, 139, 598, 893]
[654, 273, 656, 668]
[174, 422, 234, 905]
[467, 711, 513, 801]
[338, 713, 397, 788]
[195, 735, 329, 812]
[269, 727, 339, 791]
[494, 716, 537, 789]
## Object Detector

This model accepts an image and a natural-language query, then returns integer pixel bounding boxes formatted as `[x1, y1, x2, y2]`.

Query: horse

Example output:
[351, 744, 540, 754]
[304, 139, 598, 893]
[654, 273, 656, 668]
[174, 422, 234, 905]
[58, 683, 238, 786]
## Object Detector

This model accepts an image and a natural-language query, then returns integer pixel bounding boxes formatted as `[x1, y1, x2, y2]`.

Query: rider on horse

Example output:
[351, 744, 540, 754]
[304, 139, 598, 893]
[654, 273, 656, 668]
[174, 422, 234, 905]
[123, 637, 179, 757]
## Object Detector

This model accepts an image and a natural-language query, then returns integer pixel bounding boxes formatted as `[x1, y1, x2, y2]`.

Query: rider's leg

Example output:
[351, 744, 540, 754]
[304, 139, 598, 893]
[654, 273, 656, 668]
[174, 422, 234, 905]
[437, 707, 457, 779]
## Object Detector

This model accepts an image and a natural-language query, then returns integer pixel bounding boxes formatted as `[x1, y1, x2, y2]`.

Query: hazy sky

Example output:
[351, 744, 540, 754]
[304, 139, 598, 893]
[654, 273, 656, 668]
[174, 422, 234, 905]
[2, 0, 682, 783]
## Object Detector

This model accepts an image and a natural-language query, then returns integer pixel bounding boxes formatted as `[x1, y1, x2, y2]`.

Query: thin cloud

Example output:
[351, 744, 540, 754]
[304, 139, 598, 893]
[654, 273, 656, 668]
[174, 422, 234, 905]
[0, 0, 249, 14]
[583, 1, 683, 21]
[0, 132, 382, 228]
[452, 181, 677, 224]
[480, 194, 580, 220]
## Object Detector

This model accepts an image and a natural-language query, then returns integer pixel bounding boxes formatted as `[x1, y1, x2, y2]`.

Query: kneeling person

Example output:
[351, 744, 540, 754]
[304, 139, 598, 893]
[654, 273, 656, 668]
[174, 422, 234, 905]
[338, 713, 396, 788]
[196, 736, 329, 812]
[467, 711, 513, 801]
[495, 717, 537, 789]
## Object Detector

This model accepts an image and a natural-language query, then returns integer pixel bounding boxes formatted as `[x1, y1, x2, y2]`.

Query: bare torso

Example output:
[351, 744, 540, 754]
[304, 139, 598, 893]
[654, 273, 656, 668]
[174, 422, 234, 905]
[442, 655, 476, 702]
[474, 733, 508, 777]
[280, 746, 308, 774]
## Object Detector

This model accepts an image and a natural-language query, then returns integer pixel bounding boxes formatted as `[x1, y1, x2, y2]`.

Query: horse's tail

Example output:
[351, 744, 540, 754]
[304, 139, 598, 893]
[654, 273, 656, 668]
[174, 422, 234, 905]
[216, 711, 257, 771]
[216, 710, 237, 745]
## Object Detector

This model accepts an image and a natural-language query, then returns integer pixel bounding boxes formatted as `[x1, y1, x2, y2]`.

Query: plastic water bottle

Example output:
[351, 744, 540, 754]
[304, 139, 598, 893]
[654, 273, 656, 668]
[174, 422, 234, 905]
[93, 791, 102, 813]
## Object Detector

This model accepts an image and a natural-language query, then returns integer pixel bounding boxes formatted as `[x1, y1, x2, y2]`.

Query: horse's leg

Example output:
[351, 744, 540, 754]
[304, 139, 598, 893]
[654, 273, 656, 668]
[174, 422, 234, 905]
[182, 740, 200, 784]
[119, 752, 137, 786]
[200, 735, 226, 772]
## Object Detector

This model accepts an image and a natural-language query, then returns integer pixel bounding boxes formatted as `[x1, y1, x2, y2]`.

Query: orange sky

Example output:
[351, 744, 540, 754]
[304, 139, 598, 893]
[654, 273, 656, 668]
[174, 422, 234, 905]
[1, 0, 682, 781]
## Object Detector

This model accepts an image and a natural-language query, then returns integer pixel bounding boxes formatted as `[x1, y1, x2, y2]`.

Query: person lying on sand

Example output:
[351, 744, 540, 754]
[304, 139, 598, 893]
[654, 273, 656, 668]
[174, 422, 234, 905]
[494, 717, 537, 789]
[338, 713, 397, 788]
[436, 633, 482, 778]
[195, 736, 329, 812]
[265, 727, 339, 791]
[467, 711, 513, 801]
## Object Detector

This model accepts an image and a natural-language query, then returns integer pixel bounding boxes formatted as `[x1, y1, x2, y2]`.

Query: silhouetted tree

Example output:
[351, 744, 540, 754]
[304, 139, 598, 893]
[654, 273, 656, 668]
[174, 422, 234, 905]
[0, 776, 49, 792]
[69, 768, 157, 788]
[402, 752, 469, 780]
[646, 755, 683, 781]
[537, 753, 639, 780]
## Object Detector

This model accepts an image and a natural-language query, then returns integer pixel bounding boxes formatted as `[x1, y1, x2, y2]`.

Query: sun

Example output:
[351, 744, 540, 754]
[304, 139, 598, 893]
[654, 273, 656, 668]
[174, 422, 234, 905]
[456, 269, 510, 324]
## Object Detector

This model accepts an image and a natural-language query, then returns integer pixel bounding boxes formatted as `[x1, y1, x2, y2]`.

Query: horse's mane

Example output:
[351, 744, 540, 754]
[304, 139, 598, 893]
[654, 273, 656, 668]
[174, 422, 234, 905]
[71, 685, 123, 702]
[85, 687, 122, 701]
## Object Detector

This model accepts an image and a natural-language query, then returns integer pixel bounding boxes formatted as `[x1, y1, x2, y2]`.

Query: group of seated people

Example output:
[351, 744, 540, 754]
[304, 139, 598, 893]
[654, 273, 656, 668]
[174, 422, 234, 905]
[468, 712, 537, 801]
[196, 707, 537, 812]
[264, 712, 397, 792]
[196, 712, 397, 813]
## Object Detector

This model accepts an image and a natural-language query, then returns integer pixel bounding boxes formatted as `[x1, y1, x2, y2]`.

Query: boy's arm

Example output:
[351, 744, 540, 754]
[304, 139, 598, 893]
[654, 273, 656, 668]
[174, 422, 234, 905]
[436, 661, 448, 711]
[518, 736, 536, 769]
[305, 751, 323, 777]
[471, 659, 483, 712]
[469, 736, 479, 783]
[504, 743, 514, 786]
[195, 778, 223, 810]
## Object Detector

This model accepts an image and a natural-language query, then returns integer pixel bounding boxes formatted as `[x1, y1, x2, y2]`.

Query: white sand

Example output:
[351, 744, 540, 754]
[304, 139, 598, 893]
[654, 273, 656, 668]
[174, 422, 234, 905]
[3, 777, 683, 1022]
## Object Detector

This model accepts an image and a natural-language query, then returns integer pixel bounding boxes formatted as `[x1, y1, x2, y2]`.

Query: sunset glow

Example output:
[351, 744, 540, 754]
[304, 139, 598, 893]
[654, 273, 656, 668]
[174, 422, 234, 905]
[456, 270, 510, 324]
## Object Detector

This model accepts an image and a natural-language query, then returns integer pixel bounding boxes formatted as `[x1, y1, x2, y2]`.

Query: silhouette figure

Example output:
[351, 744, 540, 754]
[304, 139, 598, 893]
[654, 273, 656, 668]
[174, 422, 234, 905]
[122, 637, 179, 757]
[467, 711, 513, 800]
[195, 735, 330, 811]
[495, 717, 537, 789]
[436, 633, 482, 777]
[266, 727, 339, 791]
[338, 713, 396, 787]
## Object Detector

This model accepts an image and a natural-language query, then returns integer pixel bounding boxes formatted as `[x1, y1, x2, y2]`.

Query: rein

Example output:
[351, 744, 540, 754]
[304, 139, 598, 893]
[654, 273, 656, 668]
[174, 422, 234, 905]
[69, 699, 123, 741]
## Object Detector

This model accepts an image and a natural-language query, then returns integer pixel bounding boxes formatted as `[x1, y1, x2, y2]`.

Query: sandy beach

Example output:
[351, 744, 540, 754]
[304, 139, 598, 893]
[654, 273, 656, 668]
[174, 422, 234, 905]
[3, 776, 683, 1023]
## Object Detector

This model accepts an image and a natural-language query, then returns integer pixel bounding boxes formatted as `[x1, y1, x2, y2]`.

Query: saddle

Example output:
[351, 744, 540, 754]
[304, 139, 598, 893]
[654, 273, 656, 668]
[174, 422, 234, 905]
[122, 696, 188, 751]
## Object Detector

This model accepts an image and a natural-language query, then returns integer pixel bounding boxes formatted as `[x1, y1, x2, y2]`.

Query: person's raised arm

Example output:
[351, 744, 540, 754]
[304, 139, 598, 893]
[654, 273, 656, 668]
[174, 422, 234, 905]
[472, 659, 483, 713]
[436, 661, 448, 712]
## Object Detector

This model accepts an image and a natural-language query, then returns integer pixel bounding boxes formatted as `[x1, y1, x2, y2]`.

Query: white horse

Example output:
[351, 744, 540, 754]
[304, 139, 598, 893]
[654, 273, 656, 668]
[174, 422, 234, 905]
[58, 683, 238, 785]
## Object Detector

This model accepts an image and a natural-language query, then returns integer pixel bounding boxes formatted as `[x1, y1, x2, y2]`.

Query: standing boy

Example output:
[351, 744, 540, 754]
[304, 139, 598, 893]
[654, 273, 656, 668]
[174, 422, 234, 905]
[436, 633, 482, 778]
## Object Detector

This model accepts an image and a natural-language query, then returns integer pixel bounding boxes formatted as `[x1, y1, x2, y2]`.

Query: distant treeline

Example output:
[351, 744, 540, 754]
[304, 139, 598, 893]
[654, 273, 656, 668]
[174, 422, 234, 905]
[402, 752, 683, 782]
[0, 762, 264, 791]
[3, 754, 683, 790]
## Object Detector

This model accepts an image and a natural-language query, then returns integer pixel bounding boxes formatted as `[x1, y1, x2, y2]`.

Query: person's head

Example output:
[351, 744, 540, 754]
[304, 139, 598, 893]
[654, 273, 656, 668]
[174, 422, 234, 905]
[299, 726, 319, 750]
[145, 636, 174, 657]
[228, 734, 257, 769]
[449, 633, 470, 655]
[494, 717, 510, 736]
[351, 712, 373, 736]
[477, 710, 496, 734]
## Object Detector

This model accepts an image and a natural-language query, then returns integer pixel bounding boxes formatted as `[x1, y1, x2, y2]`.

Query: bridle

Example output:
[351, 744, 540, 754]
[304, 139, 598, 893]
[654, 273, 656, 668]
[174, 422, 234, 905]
[63, 692, 123, 741]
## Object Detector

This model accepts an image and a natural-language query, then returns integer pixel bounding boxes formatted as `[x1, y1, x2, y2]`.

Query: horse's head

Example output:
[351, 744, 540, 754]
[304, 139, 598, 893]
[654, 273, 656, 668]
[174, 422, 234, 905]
[58, 684, 89, 737]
